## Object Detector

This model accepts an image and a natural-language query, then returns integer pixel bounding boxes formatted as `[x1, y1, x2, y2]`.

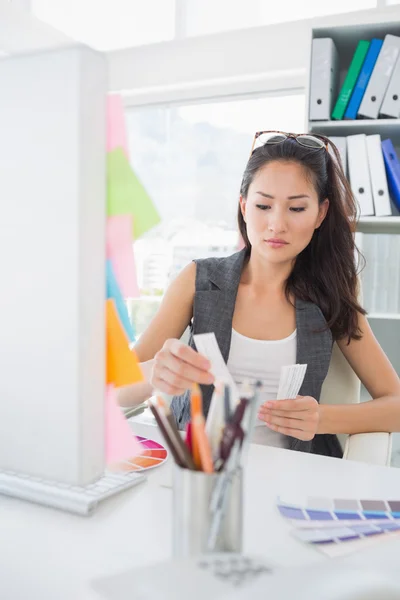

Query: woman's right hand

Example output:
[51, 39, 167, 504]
[150, 339, 214, 396]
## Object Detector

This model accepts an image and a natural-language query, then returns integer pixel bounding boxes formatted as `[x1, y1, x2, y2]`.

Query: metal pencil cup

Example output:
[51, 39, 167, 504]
[172, 464, 243, 558]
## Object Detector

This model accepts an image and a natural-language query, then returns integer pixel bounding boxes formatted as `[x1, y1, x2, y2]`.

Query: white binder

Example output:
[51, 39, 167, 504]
[366, 134, 392, 217]
[358, 34, 400, 119]
[380, 54, 400, 118]
[347, 134, 374, 216]
[309, 38, 339, 121]
[329, 136, 347, 176]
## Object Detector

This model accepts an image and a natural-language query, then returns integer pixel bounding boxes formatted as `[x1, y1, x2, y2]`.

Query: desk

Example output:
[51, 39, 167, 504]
[1, 423, 400, 600]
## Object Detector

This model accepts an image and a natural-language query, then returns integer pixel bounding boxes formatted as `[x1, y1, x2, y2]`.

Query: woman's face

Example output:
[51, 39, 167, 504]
[240, 160, 329, 264]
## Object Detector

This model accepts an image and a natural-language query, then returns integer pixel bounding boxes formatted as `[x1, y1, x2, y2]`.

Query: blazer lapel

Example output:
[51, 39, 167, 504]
[295, 297, 333, 400]
[192, 249, 247, 364]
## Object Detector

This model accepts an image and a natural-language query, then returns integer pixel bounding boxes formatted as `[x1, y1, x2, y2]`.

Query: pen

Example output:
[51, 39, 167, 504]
[224, 384, 231, 423]
[190, 383, 203, 470]
[148, 401, 186, 468]
[239, 380, 262, 466]
[156, 395, 196, 470]
[215, 397, 248, 471]
[185, 422, 193, 454]
[205, 381, 225, 461]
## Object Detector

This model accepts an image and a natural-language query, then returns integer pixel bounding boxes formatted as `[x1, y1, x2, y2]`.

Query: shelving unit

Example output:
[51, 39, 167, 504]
[357, 217, 400, 234]
[306, 19, 400, 380]
[368, 313, 400, 320]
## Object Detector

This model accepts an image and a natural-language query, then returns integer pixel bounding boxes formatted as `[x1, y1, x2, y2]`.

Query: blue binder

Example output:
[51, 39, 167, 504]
[344, 38, 383, 120]
[106, 259, 136, 343]
[381, 139, 400, 212]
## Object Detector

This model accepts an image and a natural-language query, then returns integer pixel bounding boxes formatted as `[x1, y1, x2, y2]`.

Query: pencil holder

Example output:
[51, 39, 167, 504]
[172, 464, 243, 558]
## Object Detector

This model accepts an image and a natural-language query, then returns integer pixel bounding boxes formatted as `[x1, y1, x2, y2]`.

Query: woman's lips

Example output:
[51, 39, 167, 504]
[265, 238, 288, 248]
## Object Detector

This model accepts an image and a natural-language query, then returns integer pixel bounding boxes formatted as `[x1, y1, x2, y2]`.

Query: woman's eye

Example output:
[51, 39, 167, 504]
[290, 207, 306, 212]
[256, 204, 270, 210]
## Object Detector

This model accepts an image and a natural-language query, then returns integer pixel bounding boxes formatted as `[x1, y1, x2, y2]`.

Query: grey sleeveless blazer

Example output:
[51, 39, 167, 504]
[171, 249, 343, 458]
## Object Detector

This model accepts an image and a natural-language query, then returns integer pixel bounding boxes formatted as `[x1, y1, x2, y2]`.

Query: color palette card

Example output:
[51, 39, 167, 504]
[277, 496, 400, 557]
[110, 435, 168, 473]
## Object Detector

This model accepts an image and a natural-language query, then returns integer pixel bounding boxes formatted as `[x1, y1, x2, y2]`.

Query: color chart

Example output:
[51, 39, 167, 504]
[111, 436, 168, 473]
[277, 496, 400, 557]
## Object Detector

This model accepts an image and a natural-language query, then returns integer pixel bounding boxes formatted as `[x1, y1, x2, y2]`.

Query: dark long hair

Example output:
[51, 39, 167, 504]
[238, 137, 366, 343]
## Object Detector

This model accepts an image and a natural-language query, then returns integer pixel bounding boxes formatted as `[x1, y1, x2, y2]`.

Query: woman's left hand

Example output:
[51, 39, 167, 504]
[257, 396, 320, 441]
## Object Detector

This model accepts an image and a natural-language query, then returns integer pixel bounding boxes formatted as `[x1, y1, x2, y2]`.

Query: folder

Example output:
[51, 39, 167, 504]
[347, 134, 374, 216]
[309, 38, 339, 121]
[380, 54, 400, 118]
[358, 34, 400, 119]
[328, 137, 347, 176]
[366, 135, 392, 217]
[381, 139, 400, 213]
[344, 39, 383, 120]
[331, 40, 370, 121]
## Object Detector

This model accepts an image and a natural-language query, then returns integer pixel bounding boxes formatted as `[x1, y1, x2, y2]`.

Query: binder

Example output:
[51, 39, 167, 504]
[331, 40, 370, 121]
[380, 54, 400, 118]
[309, 38, 339, 121]
[358, 34, 400, 119]
[344, 39, 383, 120]
[347, 134, 374, 216]
[381, 138, 400, 212]
[328, 136, 347, 176]
[366, 135, 392, 217]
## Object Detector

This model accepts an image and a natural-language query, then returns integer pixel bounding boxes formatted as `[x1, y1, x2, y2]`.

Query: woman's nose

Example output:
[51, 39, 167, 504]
[268, 212, 287, 233]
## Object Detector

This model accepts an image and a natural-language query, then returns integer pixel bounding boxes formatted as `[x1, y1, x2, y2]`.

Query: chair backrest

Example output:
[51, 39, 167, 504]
[320, 342, 361, 449]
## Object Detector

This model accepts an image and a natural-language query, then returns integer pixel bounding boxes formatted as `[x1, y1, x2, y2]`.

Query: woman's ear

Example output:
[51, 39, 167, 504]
[316, 198, 329, 229]
[239, 195, 247, 222]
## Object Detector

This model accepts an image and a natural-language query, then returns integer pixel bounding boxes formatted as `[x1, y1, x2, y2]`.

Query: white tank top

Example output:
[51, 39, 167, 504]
[227, 327, 297, 446]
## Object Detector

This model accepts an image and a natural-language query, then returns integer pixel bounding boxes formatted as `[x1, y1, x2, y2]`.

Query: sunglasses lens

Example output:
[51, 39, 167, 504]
[254, 132, 287, 149]
[297, 135, 325, 149]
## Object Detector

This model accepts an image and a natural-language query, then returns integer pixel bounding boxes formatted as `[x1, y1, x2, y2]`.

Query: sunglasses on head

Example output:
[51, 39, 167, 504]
[250, 130, 329, 155]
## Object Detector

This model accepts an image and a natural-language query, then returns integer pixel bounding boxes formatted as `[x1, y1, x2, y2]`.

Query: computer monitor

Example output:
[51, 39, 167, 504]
[0, 45, 107, 486]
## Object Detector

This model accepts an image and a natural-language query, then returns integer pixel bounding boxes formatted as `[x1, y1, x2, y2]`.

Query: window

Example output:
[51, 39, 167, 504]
[32, 0, 176, 50]
[126, 93, 306, 335]
[182, 0, 377, 37]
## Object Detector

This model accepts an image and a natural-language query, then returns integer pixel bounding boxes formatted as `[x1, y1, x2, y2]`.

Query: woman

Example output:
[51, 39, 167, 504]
[132, 131, 400, 457]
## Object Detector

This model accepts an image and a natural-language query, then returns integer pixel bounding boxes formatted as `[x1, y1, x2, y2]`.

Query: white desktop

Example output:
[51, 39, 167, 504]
[0, 45, 106, 485]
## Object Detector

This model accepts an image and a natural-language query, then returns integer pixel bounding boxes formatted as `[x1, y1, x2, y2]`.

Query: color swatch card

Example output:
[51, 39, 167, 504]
[110, 435, 168, 473]
[276, 364, 307, 400]
[193, 333, 239, 404]
[277, 496, 400, 557]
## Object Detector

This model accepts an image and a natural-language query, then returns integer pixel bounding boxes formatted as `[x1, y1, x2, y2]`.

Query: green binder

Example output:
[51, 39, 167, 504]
[331, 40, 370, 121]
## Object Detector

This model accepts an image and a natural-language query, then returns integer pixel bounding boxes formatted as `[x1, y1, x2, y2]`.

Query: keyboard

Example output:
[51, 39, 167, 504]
[0, 468, 146, 516]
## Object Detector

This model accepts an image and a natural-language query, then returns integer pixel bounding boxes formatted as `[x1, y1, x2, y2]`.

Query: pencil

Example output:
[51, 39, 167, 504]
[192, 414, 214, 473]
[190, 383, 203, 469]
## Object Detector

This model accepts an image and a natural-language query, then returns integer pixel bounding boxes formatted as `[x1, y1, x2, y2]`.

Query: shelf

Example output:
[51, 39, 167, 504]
[309, 119, 400, 142]
[356, 217, 400, 234]
[367, 313, 400, 320]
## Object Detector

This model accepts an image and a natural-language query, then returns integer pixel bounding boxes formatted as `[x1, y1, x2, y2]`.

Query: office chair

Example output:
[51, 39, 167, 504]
[320, 341, 392, 467]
